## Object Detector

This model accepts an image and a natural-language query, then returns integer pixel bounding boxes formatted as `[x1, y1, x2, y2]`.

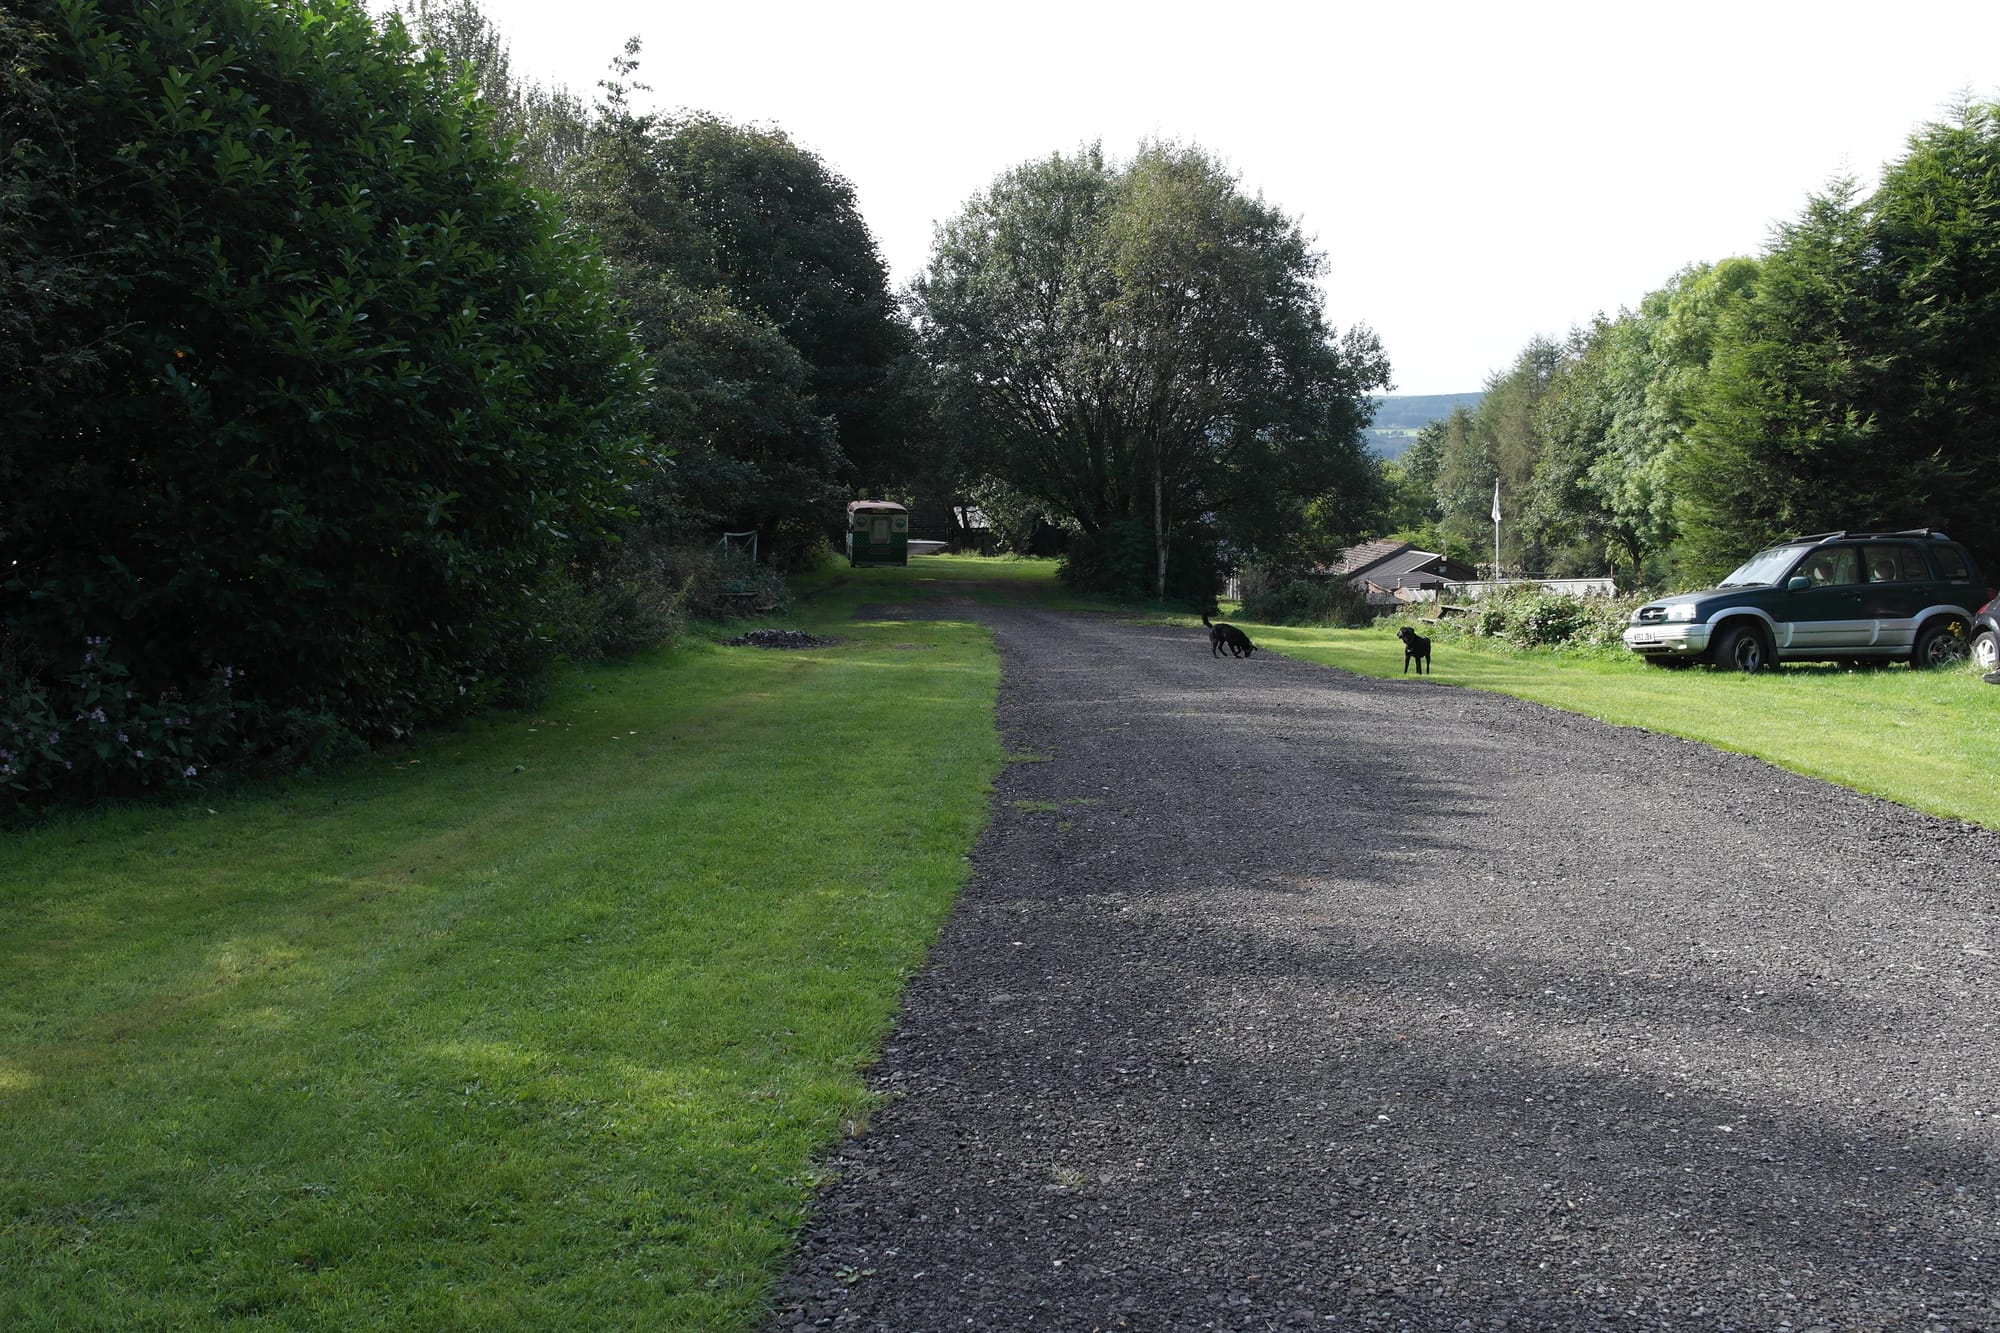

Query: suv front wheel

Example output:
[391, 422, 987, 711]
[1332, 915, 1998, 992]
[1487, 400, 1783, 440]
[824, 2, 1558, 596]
[1911, 618, 1970, 669]
[1974, 628, 1999, 672]
[1713, 624, 1770, 674]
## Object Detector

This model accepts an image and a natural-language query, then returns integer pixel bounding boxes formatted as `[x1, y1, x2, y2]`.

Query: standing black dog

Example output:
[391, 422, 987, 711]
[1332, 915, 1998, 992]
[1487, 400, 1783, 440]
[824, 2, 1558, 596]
[1397, 625, 1432, 675]
[1203, 613, 1256, 658]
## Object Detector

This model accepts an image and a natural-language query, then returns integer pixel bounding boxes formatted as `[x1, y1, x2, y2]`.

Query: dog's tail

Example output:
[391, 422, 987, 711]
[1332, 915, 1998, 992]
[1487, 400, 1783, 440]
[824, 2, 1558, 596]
[1201, 612, 1213, 628]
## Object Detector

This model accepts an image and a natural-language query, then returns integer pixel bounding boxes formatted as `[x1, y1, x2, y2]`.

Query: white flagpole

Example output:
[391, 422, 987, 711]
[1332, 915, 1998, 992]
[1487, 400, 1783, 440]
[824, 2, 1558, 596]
[1491, 478, 1501, 579]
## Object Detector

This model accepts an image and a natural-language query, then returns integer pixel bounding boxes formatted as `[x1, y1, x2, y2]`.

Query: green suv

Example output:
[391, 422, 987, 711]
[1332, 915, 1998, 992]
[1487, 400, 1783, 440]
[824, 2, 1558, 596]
[1623, 529, 1986, 672]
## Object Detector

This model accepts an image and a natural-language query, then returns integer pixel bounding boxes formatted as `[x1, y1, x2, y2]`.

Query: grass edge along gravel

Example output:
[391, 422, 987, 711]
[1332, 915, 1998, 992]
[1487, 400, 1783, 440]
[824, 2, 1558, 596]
[0, 575, 1004, 1331]
[1238, 615, 2000, 830]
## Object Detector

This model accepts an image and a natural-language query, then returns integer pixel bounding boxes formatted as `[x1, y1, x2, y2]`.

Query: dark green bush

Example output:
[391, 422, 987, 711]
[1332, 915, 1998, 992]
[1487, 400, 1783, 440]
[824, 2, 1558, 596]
[536, 546, 690, 665]
[1, 637, 238, 812]
[673, 547, 794, 620]
[1059, 520, 1216, 605]
[1417, 586, 1642, 650]
[1, 0, 651, 817]
[1238, 568, 1376, 627]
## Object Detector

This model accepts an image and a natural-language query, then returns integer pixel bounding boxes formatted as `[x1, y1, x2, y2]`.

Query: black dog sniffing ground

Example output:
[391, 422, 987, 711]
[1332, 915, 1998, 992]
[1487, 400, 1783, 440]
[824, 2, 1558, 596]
[1203, 613, 1256, 659]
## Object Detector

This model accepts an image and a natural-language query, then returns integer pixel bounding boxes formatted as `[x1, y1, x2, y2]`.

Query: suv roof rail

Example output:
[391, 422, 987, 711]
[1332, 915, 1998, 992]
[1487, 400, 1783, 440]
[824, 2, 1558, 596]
[1789, 527, 1953, 544]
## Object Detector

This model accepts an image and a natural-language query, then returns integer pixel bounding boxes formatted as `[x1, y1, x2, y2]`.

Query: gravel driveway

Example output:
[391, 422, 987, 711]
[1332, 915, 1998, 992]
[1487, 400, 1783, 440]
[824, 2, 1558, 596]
[771, 609, 2000, 1331]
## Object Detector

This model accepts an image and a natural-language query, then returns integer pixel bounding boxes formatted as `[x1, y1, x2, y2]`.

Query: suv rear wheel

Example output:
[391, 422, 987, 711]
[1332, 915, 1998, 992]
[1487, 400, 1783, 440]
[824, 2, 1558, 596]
[1713, 624, 1770, 674]
[1974, 628, 2000, 672]
[1911, 618, 1970, 669]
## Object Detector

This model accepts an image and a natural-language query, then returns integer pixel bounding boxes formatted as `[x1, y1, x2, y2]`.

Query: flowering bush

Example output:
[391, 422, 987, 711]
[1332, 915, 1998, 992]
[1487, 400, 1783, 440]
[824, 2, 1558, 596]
[1, 639, 239, 823]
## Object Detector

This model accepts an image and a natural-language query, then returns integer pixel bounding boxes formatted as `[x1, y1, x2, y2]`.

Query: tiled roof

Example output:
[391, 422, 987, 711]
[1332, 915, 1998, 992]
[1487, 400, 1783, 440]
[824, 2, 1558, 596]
[1327, 539, 1410, 577]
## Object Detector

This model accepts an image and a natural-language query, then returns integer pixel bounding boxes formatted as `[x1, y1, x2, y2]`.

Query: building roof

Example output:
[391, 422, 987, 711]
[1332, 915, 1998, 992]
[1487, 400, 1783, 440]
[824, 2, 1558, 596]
[1364, 548, 1457, 587]
[1326, 539, 1411, 578]
[1324, 541, 1476, 588]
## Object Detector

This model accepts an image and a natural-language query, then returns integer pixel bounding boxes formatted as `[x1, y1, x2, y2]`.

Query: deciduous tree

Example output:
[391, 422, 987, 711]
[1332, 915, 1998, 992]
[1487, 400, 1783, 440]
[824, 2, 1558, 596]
[913, 143, 1388, 601]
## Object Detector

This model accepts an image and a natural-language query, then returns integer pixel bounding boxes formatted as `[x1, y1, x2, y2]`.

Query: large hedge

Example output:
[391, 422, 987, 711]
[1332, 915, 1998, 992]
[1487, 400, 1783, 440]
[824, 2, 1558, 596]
[1, 0, 650, 813]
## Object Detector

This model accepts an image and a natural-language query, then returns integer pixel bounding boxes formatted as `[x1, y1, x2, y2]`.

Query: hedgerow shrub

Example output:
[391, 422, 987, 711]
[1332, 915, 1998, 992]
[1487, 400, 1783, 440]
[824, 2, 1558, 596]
[665, 547, 794, 620]
[1411, 586, 1644, 651]
[1059, 520, 1216, 606]
[1, 0, 651, 818]
[1238, 568, 1376, 627]
[1, 638, 239, 812]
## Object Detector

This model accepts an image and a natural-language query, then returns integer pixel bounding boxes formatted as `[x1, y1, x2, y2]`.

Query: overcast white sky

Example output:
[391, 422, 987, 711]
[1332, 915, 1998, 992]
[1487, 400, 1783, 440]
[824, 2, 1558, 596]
[448, 0, 2000, 395]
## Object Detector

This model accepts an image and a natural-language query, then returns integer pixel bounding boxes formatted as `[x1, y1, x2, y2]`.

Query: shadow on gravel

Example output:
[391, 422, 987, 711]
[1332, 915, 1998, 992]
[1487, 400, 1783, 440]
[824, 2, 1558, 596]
[774, 608, 2000, 1331]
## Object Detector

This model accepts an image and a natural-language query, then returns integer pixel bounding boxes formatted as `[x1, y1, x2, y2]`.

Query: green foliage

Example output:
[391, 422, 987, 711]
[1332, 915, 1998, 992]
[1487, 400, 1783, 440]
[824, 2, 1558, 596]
[1674, 102, 2000, 580]
[1, 639, 240, 818]
[648, 114, 914, 493]
[385, 0, 591, 192]
[1429, 340, 1565, 575]
[1673, 183, 1877, 581]
[0, 599, 1004, 1328]
[556, 107, 909, 553]
[535, 547, 688, 664]
[1411, 586, 1642, 651]
[913, 141, 1389, 601]
[1343, 101, 2000, 594]
[1058, 519, 1216, 606]
[1, 0, 650, 810]
[1238, 568, 1377, 627]
[964, 477, 1069, 555]
[535, 542, 794, 665]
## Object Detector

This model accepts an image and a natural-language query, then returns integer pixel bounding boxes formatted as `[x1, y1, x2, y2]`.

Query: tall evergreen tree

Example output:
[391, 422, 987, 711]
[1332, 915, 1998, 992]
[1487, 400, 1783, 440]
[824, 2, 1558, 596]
[1677, 102, 2000, 580]
[1675, 182, 1875, 580]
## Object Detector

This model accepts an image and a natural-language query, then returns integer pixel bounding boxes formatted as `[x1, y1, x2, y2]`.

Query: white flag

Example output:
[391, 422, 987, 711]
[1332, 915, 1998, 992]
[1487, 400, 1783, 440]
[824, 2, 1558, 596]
[1491, 478, 1501, 524]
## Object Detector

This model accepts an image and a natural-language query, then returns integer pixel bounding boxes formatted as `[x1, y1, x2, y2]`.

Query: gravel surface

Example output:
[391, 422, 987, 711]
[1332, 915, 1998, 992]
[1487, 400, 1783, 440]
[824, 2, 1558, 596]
[770, 609, 2000, 1332]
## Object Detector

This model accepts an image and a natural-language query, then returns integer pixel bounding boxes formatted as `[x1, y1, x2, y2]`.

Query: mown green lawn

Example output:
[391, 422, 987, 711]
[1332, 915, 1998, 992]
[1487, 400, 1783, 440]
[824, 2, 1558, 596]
[1245, 618, 2000, 828]
[5, 554, 1997, 1332]
[0, 561, 1011, 1331]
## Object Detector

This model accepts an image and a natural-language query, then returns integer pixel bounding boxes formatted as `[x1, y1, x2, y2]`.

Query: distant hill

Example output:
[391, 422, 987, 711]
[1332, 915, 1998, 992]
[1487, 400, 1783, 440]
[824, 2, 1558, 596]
[1365, 392, 1483, 460]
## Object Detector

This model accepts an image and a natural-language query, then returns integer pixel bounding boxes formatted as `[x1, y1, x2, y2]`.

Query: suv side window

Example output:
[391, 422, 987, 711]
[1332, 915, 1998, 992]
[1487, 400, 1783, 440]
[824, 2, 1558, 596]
[1931, 544, 1971, 580]
[1866, 544, 1926, 582]
[1797, 546, 1861, 587]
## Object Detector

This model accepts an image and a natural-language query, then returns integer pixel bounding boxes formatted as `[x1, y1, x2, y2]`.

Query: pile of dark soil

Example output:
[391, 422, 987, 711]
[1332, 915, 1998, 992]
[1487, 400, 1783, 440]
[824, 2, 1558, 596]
[725, 629, 839, 649]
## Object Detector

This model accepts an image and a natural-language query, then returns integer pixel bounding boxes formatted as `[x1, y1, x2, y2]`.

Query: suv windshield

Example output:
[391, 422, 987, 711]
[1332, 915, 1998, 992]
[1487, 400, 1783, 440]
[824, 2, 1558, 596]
[1716, 545, 1808, 588]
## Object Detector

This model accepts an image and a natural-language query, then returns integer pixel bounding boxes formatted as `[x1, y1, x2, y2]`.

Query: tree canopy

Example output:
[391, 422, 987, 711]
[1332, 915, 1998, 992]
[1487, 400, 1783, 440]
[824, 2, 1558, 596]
[1390, 100, 2000, 590]
[1, 0, 648, 813]
[912, 143, 1389, 601]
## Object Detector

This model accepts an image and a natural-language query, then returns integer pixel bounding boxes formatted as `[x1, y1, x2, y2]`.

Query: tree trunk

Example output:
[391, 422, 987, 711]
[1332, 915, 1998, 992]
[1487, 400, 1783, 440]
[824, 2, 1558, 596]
[1153, 450, 1168, 602]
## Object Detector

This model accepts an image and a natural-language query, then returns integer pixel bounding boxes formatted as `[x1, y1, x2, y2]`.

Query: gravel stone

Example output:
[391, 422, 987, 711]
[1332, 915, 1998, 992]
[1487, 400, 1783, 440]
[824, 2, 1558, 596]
[767, 608, 2000, 1331]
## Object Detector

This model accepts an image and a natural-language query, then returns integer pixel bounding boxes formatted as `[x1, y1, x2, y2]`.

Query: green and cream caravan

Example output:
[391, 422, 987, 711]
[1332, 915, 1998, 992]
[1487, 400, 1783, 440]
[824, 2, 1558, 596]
[846, 500, 909, 567]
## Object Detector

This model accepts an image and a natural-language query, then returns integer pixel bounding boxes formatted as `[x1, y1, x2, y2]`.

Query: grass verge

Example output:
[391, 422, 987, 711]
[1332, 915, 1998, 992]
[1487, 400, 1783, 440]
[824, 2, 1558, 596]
[1245, 619, 2000, 828]
[0, 587, 1003, 1330]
